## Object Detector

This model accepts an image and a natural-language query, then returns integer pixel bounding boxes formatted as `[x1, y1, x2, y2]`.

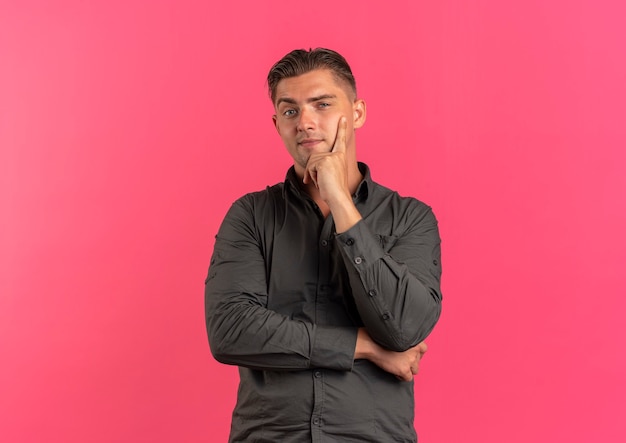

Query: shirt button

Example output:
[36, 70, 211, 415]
[321, 240, 329, 247]
[313, 417, 320, 425]
[382, 312, 390, 320]
[433, 259, 438, 266]
[368, 289, 377, 297]
[314, 371, 322, 378]
[354, 257, 362, 265]
[346, 238, 354, 246]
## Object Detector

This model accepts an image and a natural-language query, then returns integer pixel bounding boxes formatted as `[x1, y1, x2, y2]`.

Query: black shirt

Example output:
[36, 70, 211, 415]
[205, 163, 442, 442]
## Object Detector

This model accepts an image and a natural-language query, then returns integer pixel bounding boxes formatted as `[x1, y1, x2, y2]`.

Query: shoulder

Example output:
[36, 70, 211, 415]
[359, 162, 436, 224]
[231, 182, 285, 213]
[221, 182, 286, 228]
[215, 182, 285, 241]
[370, 181, 437, 225]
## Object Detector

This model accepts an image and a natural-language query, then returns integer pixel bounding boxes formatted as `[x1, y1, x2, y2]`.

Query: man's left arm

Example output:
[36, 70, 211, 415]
[336, 205, 442, 352]
[306, 116, 442, 352]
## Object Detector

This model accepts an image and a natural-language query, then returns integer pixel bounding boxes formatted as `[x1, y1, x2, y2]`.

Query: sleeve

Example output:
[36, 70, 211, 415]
[205, 195, 358, 371]
[335, 203, 442, 351]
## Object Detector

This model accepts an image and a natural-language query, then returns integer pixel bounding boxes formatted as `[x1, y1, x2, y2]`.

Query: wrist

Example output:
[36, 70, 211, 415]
[354, 328, 376, 360]
[325, 188, 352, 211]
[330, 196, 362, 234]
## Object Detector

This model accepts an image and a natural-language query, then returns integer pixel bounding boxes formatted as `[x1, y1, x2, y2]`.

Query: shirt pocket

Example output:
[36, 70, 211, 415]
[376, 234, 399, 254]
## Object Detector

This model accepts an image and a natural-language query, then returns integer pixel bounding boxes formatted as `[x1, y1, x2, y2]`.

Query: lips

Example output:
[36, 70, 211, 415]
[298, 138, 323, 148]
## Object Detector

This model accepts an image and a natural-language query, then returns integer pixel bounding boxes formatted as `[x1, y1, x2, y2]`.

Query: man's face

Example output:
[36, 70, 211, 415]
[272, 69, 365, 175]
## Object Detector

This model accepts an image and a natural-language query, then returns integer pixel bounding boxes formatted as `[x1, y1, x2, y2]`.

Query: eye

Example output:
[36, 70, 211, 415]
[317, 102, 330, 109]
[283, 109, 297, 117]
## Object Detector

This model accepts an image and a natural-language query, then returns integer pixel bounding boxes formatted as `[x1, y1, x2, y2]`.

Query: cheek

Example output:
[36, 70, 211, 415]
[320, 114, 340, 131]
[276, 121, 294, 137]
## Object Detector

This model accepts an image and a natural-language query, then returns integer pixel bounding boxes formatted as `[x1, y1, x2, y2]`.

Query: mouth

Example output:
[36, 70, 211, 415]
[298, 138, 323, 149]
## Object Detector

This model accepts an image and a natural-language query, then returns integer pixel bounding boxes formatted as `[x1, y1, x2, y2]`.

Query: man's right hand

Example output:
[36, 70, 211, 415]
[354, 328, 428, 382]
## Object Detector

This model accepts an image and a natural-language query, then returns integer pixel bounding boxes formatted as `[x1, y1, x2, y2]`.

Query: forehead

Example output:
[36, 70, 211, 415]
[274, 69, 352, 104]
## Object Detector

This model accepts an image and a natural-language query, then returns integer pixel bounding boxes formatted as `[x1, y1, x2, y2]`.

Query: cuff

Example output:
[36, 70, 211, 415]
[335, 220, 385, 270]
[310, 325, 357, 371]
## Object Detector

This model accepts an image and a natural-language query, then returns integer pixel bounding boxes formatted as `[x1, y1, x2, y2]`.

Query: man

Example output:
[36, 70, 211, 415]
[205, 48, 442, 442]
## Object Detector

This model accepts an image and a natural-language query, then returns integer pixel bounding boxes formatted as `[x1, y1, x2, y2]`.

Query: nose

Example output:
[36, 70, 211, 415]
[296, 107, 316, 132]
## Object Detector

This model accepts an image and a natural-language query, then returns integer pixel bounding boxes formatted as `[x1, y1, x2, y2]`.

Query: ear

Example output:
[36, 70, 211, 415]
[272, 114, 280, 133]
[352, 99, 367, 129]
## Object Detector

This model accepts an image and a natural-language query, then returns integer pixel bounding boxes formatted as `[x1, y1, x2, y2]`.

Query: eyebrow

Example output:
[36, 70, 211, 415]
[276, 94, 337, 107]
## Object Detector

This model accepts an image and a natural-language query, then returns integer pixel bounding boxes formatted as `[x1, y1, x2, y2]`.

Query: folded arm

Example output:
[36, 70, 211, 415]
[336, 205, 442, 351]
[205, 197, 357, 372]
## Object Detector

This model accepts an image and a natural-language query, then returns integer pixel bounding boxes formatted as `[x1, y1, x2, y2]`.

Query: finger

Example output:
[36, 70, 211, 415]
[302, 158, 315, 186]
[331, 116, 347, 153]
[304, 165, 318, 188]
[394, 367, 413, 382]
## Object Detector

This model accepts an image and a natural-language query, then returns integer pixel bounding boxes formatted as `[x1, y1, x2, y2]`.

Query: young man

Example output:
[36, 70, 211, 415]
[205, 48, 442, 442]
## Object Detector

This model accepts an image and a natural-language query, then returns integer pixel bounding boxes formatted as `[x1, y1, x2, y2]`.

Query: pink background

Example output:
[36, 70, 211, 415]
[2, 1, 625, 442]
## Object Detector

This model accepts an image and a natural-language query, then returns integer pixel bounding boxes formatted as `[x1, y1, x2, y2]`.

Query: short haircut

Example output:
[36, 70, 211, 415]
[267, 48, 357, 104]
